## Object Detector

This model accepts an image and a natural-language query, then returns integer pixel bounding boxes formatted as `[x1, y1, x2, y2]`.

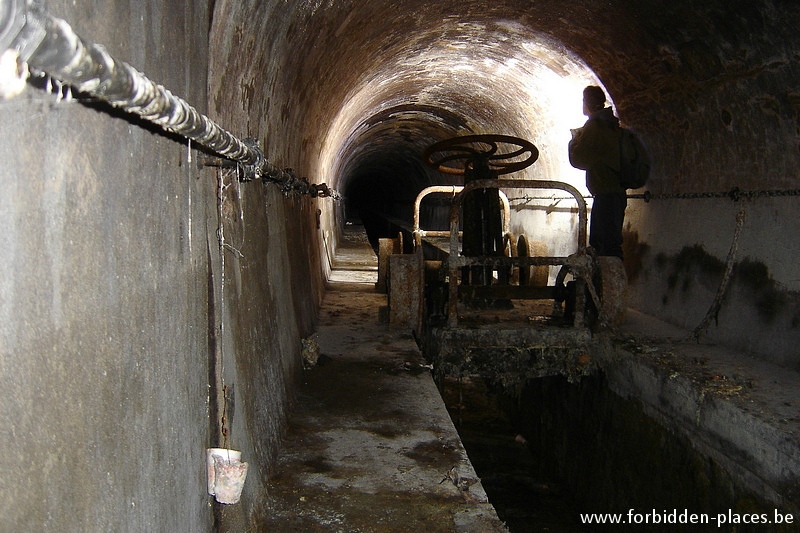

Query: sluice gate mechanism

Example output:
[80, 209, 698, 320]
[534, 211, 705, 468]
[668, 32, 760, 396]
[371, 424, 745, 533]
[382, 135, 623, 388]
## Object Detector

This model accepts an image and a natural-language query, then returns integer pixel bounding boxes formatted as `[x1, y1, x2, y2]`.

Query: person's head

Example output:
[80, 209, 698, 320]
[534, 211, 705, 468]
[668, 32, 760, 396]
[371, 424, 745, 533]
[582, 85, 606, 116]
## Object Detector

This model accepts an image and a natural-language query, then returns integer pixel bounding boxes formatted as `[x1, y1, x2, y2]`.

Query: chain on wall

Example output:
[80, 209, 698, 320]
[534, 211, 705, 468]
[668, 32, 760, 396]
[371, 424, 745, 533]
[629, 187, 800, 202]
[510, 186, 800, 208]
[0, 0, 340, 199]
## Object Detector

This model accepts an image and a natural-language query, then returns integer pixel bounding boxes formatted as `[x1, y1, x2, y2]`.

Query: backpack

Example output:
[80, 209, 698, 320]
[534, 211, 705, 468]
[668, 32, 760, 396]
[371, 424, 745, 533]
[618, 127, 650, 189]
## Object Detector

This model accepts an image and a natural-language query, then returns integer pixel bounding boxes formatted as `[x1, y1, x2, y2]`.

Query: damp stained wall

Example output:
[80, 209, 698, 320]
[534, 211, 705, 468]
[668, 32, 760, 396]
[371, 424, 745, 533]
[0, 0, 323, 531]
[620, 0, 800, 367]
[0, 1, 219, 531]
[2, 0, 800, 531]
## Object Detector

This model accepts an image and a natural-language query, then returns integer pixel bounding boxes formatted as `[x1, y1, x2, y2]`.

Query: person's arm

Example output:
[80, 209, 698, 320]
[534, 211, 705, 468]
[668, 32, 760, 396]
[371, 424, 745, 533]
[568, 122, 597, 170]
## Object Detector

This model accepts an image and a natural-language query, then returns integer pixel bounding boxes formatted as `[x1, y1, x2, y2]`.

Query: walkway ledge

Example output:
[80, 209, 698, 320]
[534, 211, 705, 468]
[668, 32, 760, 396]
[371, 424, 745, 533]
[255, 286, 508, 532]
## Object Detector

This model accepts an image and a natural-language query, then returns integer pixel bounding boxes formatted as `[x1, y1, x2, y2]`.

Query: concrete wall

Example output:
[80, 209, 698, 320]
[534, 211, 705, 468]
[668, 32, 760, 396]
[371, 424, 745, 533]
[615, 4, 800, 369]
[0, 0, 323, 530]
[0, 1, 214, 530]
[207, 0, 328, 529]
[207, 172, 322, 530]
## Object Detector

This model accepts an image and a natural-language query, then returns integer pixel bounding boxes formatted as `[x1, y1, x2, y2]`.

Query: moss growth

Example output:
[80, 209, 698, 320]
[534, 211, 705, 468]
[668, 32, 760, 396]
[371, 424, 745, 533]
[661, 245, 726, 296]
[733, 258, 787, 323]
[674, 245, 726, 278]
[621, 230, 650, 282]
[667, 271, 679, 290]
[656, 248, 799, 327]
[682, 276, 692, 293]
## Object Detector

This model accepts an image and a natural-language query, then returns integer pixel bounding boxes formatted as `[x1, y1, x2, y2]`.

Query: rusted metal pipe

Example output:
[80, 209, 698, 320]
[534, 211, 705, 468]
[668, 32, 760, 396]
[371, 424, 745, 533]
[1, 0, 267, 174]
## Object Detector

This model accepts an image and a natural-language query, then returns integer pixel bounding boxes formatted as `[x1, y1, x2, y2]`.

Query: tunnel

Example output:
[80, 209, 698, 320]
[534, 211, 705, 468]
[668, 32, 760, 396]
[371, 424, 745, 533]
[1, 0, 799, 531]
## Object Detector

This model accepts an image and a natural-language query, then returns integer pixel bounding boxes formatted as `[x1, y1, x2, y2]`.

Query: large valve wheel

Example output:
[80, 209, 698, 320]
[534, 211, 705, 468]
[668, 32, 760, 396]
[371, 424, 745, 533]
[423, 134, 539, 175]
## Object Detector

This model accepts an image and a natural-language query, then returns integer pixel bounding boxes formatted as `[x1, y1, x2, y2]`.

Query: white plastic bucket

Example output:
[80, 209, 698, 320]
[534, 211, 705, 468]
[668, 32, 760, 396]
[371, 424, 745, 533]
[206, 448, 242, 496]
[212, 454, 248, 504]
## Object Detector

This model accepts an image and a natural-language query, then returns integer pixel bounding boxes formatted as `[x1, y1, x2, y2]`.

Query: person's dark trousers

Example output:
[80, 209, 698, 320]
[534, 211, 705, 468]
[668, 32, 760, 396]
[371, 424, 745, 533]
[589, 191, 627, 259]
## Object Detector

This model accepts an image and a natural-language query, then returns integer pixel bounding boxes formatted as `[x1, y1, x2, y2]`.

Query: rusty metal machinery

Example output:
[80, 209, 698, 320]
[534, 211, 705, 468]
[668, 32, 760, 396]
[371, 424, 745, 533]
[424, 135, 539, 288]
[412, 185, 512, 250]
[419, 135, 602, 328]
[445, 178, 592, 327]
[410, 135, 601, 386]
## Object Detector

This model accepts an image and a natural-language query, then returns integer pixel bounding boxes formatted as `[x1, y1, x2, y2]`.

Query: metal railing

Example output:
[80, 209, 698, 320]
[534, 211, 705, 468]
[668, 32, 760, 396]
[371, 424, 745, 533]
[412, 185, 511, 251]
[445, 179, 590, 327]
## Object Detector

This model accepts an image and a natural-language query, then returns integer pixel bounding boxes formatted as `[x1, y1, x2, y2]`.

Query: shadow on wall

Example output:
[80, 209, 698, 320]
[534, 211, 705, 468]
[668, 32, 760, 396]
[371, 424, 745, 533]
[623, 232, 800, 370]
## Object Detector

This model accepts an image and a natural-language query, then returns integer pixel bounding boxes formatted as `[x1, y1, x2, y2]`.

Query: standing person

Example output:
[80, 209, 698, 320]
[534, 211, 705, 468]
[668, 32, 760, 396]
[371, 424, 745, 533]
[568, 85, 626, 259]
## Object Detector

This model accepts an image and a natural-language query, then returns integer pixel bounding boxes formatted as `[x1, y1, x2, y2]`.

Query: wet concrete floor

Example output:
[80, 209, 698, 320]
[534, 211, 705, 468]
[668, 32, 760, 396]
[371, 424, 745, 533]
[255, 228, 507, 532]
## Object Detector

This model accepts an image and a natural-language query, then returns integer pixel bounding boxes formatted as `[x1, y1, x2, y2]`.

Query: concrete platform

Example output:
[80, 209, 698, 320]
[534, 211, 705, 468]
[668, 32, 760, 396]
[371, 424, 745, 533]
[601, 309, 800, 511]
[255, 281, 507, 532]
[423, 296, 800, 515]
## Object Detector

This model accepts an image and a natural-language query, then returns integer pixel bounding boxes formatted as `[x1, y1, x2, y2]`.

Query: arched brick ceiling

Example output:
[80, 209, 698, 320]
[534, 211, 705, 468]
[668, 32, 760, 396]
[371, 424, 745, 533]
[210, 0, 800, 212]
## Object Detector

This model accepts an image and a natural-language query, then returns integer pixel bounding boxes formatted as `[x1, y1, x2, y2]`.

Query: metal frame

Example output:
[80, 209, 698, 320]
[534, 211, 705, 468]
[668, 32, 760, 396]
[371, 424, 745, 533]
[446, 179, 589, 327]
[412, 185, 511, 249]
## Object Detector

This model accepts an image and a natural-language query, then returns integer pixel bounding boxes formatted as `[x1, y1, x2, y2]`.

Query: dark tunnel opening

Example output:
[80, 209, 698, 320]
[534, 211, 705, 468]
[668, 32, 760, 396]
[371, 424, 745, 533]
[344, 154, 458, 252]
[342, 152, 433, 253]
[337, 110, 467, 253]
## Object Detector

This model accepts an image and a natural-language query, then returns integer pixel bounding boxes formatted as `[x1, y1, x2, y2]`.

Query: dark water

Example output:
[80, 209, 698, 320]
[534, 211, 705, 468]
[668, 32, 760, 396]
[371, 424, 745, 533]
[440, 376, 589, 533]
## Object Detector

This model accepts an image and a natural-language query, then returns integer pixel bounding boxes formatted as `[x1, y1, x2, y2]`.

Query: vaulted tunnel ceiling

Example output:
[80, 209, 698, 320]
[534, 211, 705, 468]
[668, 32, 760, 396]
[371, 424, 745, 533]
[307, 18, 607, 227]
[212, 0, 800, 222]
